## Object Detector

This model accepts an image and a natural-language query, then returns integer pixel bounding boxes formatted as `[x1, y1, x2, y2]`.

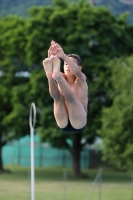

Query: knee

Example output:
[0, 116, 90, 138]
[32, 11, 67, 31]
[65, 94, 76, 103]
[50, 91, 62, 101]
[54, 95, 64, 102]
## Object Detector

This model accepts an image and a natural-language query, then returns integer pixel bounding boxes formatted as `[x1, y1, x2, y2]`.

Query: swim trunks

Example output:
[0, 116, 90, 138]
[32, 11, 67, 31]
[61, 120, 84, 133]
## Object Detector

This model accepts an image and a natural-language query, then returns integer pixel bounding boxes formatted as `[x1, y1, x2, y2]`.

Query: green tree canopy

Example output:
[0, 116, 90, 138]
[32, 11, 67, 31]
[99, 56, 133, 170]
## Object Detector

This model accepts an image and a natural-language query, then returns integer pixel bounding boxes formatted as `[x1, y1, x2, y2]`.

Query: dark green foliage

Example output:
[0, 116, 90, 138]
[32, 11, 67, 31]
[99, 56, 133, 171]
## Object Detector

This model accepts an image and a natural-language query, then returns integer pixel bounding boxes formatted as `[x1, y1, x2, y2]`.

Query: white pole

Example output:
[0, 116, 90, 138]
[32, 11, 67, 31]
[29, 103, 36, 200]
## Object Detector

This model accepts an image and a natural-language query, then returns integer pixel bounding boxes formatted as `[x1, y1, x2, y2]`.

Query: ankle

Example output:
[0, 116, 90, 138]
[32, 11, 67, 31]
[52, 72, 61, 80]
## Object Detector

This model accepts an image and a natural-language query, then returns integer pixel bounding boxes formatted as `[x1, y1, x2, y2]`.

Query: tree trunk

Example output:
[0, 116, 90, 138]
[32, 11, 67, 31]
[71, 132, 82, 177]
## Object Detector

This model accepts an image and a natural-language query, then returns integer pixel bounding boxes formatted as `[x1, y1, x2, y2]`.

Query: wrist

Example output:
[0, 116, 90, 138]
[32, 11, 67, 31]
[61, 53, 67, 60]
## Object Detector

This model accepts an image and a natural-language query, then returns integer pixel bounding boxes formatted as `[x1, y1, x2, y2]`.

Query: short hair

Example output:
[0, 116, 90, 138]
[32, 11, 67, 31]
[68, 54, 82, 66]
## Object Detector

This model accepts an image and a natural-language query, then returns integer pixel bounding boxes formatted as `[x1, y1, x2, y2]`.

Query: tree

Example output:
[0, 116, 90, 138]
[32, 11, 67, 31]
[0, 15, 28, 171]
[99, 56, 133, 170]
[0, 0, 133, 176]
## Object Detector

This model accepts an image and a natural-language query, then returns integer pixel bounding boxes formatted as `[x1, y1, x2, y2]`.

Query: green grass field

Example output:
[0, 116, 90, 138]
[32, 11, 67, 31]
[0, 165, 132, 200]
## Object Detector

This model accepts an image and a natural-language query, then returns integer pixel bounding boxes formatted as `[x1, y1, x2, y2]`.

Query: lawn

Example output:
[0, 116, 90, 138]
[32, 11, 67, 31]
[0, 166, 132, 200]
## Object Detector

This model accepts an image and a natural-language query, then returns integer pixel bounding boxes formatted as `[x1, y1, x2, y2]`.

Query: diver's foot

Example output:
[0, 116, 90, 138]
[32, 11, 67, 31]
[52, 56, 61, 80]
[43, 58, 53, 79]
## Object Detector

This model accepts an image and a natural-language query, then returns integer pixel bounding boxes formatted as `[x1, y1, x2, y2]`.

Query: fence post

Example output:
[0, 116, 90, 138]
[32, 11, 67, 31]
[17, 139, 21, 165]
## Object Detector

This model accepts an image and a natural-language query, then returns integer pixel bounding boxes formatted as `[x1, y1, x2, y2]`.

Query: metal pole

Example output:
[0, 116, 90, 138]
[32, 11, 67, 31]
[63, 168, 67, 200]
[30, 126, 35, 200]
[99, 168, 102, 200]
[86, 170, 100, 200]
[29, 103, 36, 200]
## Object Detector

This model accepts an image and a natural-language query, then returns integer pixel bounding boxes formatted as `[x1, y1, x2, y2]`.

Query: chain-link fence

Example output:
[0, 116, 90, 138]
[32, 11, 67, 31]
[2, 135, 90, 168]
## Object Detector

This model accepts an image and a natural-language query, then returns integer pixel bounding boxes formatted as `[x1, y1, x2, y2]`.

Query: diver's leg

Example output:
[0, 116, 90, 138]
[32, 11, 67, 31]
[52, 57, 87, 129]
[43, 57, 69, 128]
